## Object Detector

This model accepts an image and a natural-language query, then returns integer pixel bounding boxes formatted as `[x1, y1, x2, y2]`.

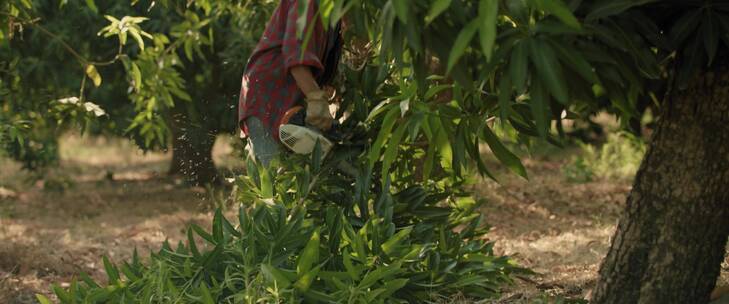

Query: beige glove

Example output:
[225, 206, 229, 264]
[305, 90, 333, 131]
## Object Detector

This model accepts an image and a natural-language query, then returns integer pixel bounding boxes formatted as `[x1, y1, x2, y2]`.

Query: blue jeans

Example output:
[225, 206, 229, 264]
[245, 117, 280, 167]
[245, 116, 357, 177]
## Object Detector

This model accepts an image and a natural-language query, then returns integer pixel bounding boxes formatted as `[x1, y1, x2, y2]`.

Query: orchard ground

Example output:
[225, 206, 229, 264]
[1, 132, 727, 303]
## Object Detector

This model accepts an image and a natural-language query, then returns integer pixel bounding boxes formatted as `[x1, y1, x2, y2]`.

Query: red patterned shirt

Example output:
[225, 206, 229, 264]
[238, 0, 329, 140]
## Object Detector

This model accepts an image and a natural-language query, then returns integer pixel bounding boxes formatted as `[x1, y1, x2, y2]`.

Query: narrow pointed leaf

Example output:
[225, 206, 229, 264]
[426, 0, 452, 24]
[478, 0, 498, 61]
[392, 0, 408, 24]
[509, 41, 528, 93]
[297, 229, 320, 276]
[481, 126, 528, 179]
[529, 39, 568, 104]
[447, 19, 480, 73]
[85, 64, 102, 87]
[532, 0, 580, 29]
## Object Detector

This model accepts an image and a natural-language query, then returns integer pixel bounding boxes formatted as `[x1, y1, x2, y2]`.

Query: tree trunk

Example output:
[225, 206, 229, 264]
[168, 112, 219, 186]
[592, 65, 729, 303]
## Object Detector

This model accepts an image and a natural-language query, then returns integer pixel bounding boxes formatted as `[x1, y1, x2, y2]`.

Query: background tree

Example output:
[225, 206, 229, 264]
[0, 0, 275, 184]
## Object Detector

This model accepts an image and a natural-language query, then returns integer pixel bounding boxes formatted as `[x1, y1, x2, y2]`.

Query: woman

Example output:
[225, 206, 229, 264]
[238, 0, 342, 166]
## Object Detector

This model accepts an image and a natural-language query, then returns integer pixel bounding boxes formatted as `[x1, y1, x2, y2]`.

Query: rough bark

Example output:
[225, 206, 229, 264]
[168, 112, 219, 186]
[592, 65, 729, 303]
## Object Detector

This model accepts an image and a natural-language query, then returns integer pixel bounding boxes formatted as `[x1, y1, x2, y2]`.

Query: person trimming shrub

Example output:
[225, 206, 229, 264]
[238, 0, 343, 166]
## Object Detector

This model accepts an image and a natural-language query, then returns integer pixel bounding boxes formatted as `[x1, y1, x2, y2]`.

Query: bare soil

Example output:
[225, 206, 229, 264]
[0, 135, 726, 303]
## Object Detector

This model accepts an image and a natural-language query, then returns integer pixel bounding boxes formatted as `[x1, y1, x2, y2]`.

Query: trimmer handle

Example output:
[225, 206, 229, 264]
[280, 106, 344, 141]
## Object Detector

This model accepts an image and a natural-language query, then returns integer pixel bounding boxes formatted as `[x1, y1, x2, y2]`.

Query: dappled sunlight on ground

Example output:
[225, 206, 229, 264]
[0, 134, 239, 302]
[476, 152, 632, 301]
[0, 134, 726, 303]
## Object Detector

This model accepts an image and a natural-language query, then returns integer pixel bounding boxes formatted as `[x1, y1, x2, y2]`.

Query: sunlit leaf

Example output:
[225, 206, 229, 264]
[131, 62, 142, 91]
[85, 64, 102, 87]
[85, 0, 98, 13]
[35, 295, 52, 304]
[297, 229, 320, 276]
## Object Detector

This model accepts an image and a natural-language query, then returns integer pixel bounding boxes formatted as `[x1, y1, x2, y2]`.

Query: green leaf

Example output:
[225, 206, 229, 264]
[297, 229, 320, 276]
[312, 140, 322, 172]
[130, 62, 142, 91]
[425, 84, 452, 100]
[509, 41, 528, 93]
[381, 119, 410, 183]
[529, 38, 568, 104]
[212, 208, 223, 243]
[531, 0, 580, 29]
[549, 40, 598, 84]
[425, 0, 452, 25]
[343, 251, 363, 280]
[35, 294, 52, 304]
[451, 120, 467, 175]
[191, 224, 215, 244]
[379, 3, 396, 62]
[102, 256, 120, 284]
[51, 284, 71, 302]
[85, 64, 102, 87]
[481, 126, 527, 179]
[259, 165, 273, 198]
[85, 0, 98, 13]
[120, 263, 140, 281]
[586, 0, 658, 21]
[129, 28, 145, 50]
[447, 19, 479, 74]
[368, 105, 400, 169]
[423, 137, 437, 181]
[294, 265, 322, 292]
[303, 289, 336, 303]
[261, 264, 292, 289]
[478, 0, 498, 61]
[80, 272, 100, 288]
[359, 262, 403, 288]
[200, 284, 215, 304]
[425, 0, 452, 24]
[530, 79, 551, 138]
[392, 0, 408, 24]
[498, 76, 512, 121]
[379, 278, 409, 298]
[380, 226, 412, 255]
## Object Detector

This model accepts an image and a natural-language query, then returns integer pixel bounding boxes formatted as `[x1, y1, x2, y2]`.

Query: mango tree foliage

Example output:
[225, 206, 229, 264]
[0, 0, 266, 174]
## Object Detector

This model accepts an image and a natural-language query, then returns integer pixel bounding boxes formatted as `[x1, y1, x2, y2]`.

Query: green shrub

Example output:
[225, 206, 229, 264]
[41, 149, 523, 303]
[563, 132, 646, 182]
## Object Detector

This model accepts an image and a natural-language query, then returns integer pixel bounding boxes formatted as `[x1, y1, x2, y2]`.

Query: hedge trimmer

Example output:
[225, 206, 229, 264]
[278, 105, 350, 157]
